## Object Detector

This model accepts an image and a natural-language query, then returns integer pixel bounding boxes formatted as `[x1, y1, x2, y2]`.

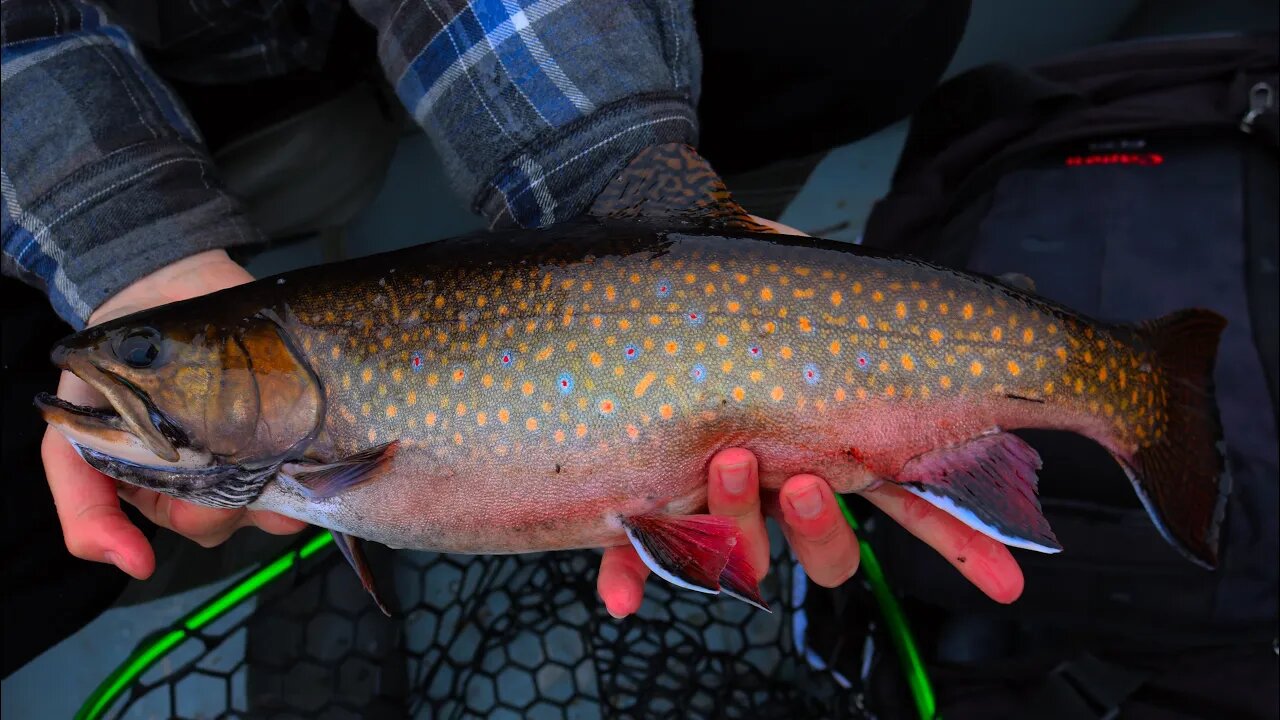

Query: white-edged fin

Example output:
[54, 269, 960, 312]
[897, 431, 1062, 554]
[721, 587, 771, 612]
[902, 484, 1063, 554]
[624, 524, 720, 595]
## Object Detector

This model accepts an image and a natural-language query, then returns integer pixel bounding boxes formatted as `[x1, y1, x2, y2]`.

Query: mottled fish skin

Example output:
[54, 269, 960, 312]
[249, 223, 1162, 554]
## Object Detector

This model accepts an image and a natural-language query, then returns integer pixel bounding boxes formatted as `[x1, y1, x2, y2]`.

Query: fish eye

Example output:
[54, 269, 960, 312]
[117, 328, 163, 369]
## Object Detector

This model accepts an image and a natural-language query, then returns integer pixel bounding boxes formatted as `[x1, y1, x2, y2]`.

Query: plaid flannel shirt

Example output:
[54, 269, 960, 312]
[1, 0, 700, 327]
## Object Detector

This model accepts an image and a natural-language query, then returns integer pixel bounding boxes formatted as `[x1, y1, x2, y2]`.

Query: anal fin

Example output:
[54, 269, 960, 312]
[898, 432, 1062, 554]
[281, 441, 399, 499]
[332, 531, 392, 617]
[719, 539, 770, 612]
[622, 514, 769, 611]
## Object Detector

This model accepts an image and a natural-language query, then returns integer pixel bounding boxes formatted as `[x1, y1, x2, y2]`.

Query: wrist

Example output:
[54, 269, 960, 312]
[88, 250, 253, 326]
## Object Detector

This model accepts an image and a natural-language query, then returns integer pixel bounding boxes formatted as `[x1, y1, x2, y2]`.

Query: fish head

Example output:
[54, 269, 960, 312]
[36, 306, 324, 506]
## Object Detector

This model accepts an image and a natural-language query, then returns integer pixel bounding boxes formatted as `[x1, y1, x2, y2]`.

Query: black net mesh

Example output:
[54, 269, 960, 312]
[98, 527, 884, 719]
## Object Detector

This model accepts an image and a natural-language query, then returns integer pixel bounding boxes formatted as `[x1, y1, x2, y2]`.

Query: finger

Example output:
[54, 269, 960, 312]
[43, 430, 155, 579]
[864, 483, 1025, 603]
[707, 448, 769, 579]
[246, 510, 309, 536]
[118, 488, 244, 549]
[597, 545, 650, 618]
[778, 475, 861, 587]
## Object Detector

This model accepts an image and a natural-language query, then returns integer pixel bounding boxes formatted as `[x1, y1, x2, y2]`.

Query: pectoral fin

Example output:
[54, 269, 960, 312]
[281, 441, 399, 499]
[332, 531, 392, 617]
[897, 432, 1062, 554]
[621, 514, 769, 611]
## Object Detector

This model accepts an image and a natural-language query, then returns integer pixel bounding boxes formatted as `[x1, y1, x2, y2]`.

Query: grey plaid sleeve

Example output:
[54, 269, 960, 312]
[351, 0, 702, 229]
[1, 1, 259, 328]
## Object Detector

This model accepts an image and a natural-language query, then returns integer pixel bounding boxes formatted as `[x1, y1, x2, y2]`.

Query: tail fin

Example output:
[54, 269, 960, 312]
[1119, 309, 1230, 569]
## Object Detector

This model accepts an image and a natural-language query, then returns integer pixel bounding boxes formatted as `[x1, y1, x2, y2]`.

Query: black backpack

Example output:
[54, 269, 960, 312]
[807, 32, 1278, 720]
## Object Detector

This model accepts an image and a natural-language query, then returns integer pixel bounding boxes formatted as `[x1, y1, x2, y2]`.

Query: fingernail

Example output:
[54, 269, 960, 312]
[790, 481, 825, 519]
[104, 550, 126, 574]
[719, 462, 750, 495]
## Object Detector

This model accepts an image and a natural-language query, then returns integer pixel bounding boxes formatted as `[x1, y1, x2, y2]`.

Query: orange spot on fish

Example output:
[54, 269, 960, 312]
[991, 327, 1003, 341]
[497, 408, 510, 424]
[659, 404, 674, 420]
[761, 287, 774, 302]
[901, 354, 915, 371]
[1056, 347, 1068, 362]
[1023, 328, 1034, 344]
[361, 403, 371, 417]
[536, 346, 554, 361]
[426, 412, 438, 427]
[962, 304, 974, 320]
[1007, 360, 1021, 376]
[554, 429, 566, 443]
[895, 302, 907, 319]
[732, 387, 746, 402]
[852, 282, 863, 295]
[599, 399, 615, 414]
[830, 291, 843, 307]
[455, 402, 467, 416]
[722, 360, 734, 373]
[626, 424, 640, 440]
[1044, 381, 1054, 395]
[940, 375, 952, 389]
[1076, 378, 1085, 394]
[576, 423, 588, 438]
[727, 300, 741, 313]
[771, 386, 785, 402]
[750, 370, 763, 383]
[717, 334, 729, 348]
[589, 352, 603, 367]
[665, 340, 679, 355]
[605, 286, 617, 302]
[618, 319, 631, 331]
[857, 315, 870, 329]
[1098, 366, 1108, 382]
[634, 372, 657, 398]
[829, 340, 841, 355]
[928, 328, 944, 345]
[856, 388, 868, 400]
[798, 317, 813, 333]
[970, 360, 983, 377]
[522, 381, 535, 395]
[735, 273, 748, 285]
[885, 384, 896, 397]
[762, 321, 777, 334]
[362, 368, 373, 384]
[780, 346, 793, 359]
[835, 387, 847, 401]
[526, 417, 539, 432]
[872, 290, 884, 303]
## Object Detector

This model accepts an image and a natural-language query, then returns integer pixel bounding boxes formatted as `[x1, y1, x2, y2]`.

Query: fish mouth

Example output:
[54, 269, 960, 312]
[36, 354, 186, 464]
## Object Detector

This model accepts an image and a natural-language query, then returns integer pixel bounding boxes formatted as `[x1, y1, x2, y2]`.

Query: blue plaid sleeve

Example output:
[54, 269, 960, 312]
[351, 0, 702, 229]
[1, 1, 259, 328]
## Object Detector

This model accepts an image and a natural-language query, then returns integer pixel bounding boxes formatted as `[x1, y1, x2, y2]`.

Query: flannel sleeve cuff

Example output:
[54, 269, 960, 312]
[3, 140, 259, 328]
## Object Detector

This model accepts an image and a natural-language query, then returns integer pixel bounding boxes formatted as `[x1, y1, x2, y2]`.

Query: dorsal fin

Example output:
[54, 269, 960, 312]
[588, 143, 774, 232]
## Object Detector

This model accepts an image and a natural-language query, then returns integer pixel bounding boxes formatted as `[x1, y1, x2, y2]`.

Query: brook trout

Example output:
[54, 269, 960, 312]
[37, 145, 1229, 613]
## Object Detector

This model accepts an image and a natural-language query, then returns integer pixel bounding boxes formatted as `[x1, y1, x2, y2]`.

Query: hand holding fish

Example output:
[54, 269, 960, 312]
[597, 448, 1025, 618]
[41, 250, 306, 579]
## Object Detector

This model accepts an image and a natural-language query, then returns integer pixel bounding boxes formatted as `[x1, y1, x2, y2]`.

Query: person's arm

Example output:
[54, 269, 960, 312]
[4, 1, 303, 578]
[1, 0, 259, 326]
[350, 0, 1023, 613]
